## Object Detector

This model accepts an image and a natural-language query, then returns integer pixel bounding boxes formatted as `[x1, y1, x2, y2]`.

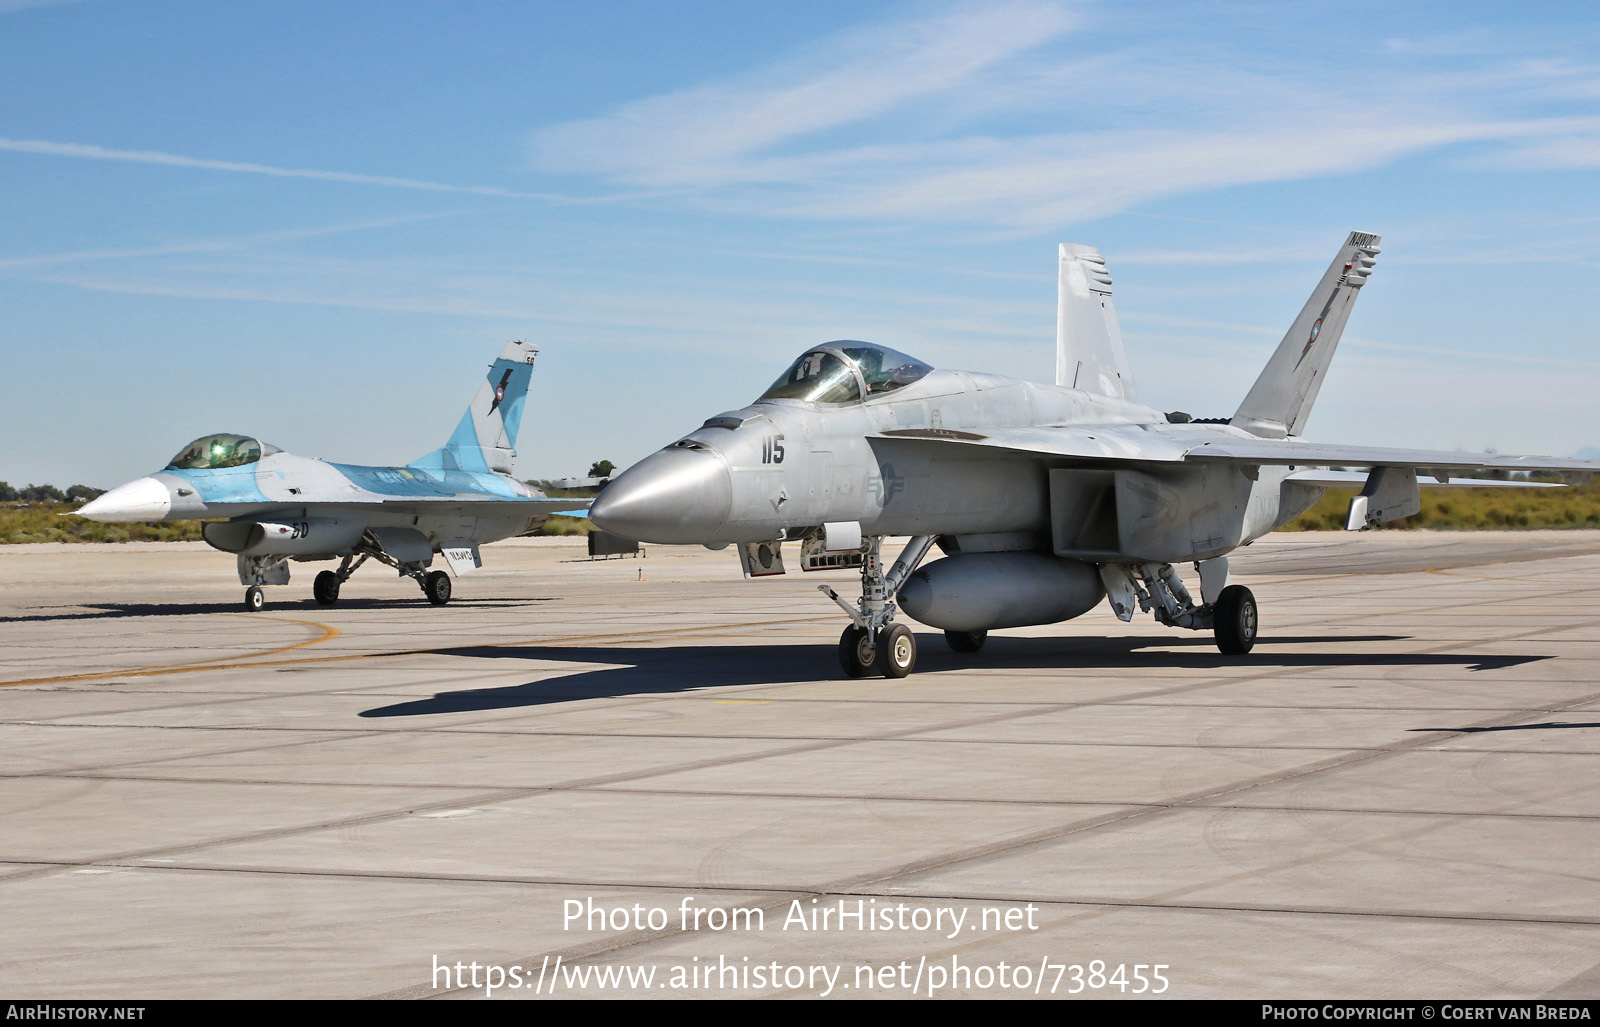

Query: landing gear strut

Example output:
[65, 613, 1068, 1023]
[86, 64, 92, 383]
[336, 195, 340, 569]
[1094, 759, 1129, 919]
[819, 535, 935, 679]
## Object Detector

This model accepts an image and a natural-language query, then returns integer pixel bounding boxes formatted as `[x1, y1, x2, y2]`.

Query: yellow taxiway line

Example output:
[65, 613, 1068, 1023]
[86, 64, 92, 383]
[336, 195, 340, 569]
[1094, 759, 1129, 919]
[1, 613, 342, 688]
[0, 615, 837, 689]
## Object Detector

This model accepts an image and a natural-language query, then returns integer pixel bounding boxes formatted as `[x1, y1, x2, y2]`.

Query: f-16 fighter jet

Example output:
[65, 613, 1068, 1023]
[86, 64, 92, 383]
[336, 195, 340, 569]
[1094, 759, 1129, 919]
[589, 233, 1598, 678]
[80, 340, 585, 611]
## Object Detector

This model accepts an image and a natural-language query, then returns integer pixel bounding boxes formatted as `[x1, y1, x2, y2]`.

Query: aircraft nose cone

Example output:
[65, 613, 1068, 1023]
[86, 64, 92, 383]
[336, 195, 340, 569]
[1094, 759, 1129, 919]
[589, 447, 732, 544]
[77, 477, 174, 522]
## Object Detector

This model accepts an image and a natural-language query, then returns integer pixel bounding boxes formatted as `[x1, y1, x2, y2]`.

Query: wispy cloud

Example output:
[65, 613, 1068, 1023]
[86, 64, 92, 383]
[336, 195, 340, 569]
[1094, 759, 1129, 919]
[0, 213, 461, 271]
[0, 137, 664, 202]
[25, 246, 1054, 355]
[527, 2, 1600, 229]
[532, 0, 1075, 189]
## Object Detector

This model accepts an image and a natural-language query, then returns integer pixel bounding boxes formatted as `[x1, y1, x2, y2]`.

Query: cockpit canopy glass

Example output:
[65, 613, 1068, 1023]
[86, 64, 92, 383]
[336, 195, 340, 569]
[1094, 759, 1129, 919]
[758, 342, 933, 405]
[167, 434, 275, 470]
[761, 350, 861, 403]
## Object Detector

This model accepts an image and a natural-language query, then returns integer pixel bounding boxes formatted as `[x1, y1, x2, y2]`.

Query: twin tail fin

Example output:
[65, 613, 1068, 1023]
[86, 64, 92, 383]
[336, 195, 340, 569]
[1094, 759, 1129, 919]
[1233, 232, 1380, 439]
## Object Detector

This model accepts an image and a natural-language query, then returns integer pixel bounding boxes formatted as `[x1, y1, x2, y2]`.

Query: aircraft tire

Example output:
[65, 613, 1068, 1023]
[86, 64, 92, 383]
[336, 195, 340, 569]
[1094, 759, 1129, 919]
[944, 629, 986, 653]
[838, 626, 876, 678]
[1214, 584, 1258, 655]
[877, 624, 916, 678]
[425, 570, 452, 606]
[313, 571, 340, 606]
[244, 586, 264, 613]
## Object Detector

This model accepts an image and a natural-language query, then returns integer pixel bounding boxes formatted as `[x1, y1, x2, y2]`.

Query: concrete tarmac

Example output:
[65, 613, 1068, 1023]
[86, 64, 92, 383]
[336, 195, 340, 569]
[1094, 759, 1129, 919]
[2, 531, 1599, 999]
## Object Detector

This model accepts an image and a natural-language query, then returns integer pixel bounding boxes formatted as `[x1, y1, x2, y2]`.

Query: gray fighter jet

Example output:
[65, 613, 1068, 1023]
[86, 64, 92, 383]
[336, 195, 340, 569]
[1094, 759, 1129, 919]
[590, 233, 1597, 678]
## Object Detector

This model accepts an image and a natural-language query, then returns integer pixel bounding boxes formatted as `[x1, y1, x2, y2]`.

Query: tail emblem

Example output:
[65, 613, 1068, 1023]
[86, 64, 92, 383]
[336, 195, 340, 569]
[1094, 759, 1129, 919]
[1295, 294, 1337, 368]
[488, 369, 513, 414]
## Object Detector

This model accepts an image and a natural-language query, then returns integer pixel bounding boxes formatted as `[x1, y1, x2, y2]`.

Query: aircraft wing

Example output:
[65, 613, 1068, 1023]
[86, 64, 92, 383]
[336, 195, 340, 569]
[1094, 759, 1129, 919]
[873, 426, 1599, 480]
[1181, 438, 1597, 478]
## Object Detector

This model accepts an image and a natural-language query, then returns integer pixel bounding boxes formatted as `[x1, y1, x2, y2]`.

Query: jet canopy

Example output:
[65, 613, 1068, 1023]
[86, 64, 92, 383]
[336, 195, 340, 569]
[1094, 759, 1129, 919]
[167, 434, 280, 470]
[759, 342, 933, 405]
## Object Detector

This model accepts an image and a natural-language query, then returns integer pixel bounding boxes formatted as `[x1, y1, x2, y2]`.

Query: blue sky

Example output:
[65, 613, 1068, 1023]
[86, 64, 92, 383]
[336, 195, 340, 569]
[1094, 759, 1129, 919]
[3, 0, 1598, 488]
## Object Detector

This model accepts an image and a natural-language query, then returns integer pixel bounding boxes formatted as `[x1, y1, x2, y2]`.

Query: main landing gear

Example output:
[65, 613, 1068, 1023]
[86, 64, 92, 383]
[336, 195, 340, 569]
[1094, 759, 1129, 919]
[815, 545, 1256, 672]
[239, 534, 456, 611]
[819, 535, 936, 679]
[1101, 561, 1258, 655]
[309, 548, 454, 608]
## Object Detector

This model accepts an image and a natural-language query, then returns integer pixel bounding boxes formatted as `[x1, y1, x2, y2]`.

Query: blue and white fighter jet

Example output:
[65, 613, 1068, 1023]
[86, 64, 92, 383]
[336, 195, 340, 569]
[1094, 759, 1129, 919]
[79, 340, 585, 611]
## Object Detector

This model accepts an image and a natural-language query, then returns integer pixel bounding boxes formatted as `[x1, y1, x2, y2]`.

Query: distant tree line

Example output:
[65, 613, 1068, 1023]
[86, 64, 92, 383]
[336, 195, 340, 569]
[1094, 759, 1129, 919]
[0, 482, 106, 503]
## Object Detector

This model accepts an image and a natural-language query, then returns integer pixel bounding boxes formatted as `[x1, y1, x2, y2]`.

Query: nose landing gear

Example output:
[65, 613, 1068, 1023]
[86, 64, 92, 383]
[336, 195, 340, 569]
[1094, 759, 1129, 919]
[820, 535, 935, 679]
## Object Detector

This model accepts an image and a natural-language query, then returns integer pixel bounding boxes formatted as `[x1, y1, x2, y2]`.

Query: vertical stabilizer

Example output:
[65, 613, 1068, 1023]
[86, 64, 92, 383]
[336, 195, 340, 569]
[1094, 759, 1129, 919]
[1233, 232, 1380, 438]
[410, 340, 540, 474]
[1057, 243, 1137, 400]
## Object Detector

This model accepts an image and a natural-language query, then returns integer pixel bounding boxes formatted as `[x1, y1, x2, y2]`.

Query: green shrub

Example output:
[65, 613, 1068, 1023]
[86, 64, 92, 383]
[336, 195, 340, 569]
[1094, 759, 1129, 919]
[0, 503, 204, 544]
[1283, 478, 1600, 531]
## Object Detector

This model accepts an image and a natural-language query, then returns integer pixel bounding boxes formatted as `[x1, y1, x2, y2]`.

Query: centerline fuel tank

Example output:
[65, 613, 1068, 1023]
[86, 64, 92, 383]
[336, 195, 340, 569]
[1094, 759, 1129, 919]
[897, 551, 1105, 632]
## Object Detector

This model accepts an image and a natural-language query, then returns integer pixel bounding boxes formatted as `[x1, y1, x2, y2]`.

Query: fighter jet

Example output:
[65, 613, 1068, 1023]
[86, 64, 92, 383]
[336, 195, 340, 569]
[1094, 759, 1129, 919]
[589, 232, 1598, 678]
[79, 340, 585, 611]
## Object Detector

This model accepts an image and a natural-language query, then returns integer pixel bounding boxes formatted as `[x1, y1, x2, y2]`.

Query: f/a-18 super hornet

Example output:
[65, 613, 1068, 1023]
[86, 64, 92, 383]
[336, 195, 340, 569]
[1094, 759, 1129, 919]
[589, 232, 1598, 678]
[80, 340, 585, 611]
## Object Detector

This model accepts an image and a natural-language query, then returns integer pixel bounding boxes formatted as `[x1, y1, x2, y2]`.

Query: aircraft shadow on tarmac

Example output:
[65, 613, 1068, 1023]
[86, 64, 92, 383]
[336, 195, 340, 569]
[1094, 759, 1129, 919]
[2, 597, 555, 622]
[1409, 721, 1600, 734]
[360, 635, 1551, 718]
